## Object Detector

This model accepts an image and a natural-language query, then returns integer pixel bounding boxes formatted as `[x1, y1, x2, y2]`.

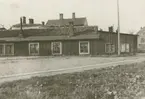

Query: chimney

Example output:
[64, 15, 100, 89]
[116, 29, 118, 33]
[69, 21, 74, 36]
[42, 21, 45, 25]
[29, 18, 34, 24]
[19, 17, 23, 38]
[20, 17, 23, 31]
[100, 28, 103, 31]
[94, 26, 98, 33]
[59, 13, 63, 20]
[109, 26, 114, 32]
[72, 12, 75, 20]
[22, 16, 26, 24]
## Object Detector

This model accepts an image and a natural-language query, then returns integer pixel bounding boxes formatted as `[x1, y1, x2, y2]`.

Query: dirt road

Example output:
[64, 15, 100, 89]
[0, 54, 145, 83]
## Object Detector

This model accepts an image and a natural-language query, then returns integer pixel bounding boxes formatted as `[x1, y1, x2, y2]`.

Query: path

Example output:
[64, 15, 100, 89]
[0, 54, 145, 83]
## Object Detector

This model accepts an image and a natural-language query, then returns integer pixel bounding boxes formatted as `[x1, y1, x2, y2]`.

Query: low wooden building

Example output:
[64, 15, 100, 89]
[0, 25, 137, 56]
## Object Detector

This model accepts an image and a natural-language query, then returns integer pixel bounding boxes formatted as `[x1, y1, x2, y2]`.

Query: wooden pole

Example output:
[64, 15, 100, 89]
[19, 17, 24, 37]
[20, 17, 23, 31]
[117, 0, 120, 56]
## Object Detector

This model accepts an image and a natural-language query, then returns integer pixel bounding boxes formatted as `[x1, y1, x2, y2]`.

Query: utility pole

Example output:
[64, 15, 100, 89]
[117, 0, 120, 56]
[19, 17, 23, 37]
[20, 17, 23, 31]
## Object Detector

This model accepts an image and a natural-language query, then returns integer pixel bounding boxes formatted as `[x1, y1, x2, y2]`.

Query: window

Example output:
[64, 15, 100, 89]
[121, 43, 130, 52]
[126, 44, 129, 52]
[0, 44, 5, 55]
[51, 42, 62, 55]
[5, 44, 14, 55]
[0, 43, 14, 56]
[79, 41, 90, 55]
[121, 44, 126, 52]
[141, 38, 145, 43]
[29, 43, 39, 55]
[105, 43, 115, 53]
[139, 44, 145, 49]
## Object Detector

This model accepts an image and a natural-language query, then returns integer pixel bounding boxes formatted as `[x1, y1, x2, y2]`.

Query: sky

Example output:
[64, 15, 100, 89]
[0, 0, 145, 33]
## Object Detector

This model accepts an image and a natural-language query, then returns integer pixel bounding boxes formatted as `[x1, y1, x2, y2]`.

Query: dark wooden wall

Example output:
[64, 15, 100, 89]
[62, 40, 79, 55]
[38, 40, 105, 56]
[100, 32, 138, 54]
[0, 33, 137, 56]
[14, 42, 29, 56]
[90, 40, 105, 55]
[39, 42, 51, 56]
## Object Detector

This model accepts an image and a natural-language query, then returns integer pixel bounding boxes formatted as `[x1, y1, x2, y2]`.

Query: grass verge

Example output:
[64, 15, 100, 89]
[1, 62, 145, 99]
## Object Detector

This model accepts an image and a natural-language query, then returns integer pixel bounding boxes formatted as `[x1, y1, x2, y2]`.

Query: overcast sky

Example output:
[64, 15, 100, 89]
[0, 0, 145, 33]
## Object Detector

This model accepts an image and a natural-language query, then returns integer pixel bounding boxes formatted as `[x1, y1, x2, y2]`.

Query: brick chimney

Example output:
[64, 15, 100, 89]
[108, 26, 114, 32]
[22, 16, 26, 24]
[29, 18, 34, 24]
[19, 17, 23, 38]
[72, 12, 75, 20]
[20, 17, 23, 31]
[68, 21, 74, 36]
[59, 13, 63, 20]
[42, 21, 45, 25]
[94, 26, 98, 34]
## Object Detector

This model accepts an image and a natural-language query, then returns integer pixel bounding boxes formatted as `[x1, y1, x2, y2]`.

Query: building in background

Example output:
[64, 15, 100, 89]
[0, 24, 6, 31]
[46, 13, 88, 27]
[10, 13, 88, 30]
[137, 27, 145, 52]
[10, 16, 45, 30]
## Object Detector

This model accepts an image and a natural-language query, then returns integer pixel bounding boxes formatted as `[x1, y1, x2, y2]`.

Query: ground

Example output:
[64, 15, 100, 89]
[1, 59, 145, 99]
[0, 54, 145, 83]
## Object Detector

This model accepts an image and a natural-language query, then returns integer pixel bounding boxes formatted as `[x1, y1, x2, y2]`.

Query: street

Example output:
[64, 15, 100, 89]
[0, 54, 145, 83]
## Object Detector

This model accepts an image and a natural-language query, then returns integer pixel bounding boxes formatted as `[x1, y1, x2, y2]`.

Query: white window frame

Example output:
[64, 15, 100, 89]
[121, 43, 126, 52]
[29, 42, 39, 55]
[0, 44, 5, 56]
[79, 41, 90, 55]
[0, 43, 14, 56]
[105, 43, 115, 53]
[5, 43, 14, 56]
[125, 43, 130, 52]
[51, 42, 62, 55]
[121, 43, 130, 53]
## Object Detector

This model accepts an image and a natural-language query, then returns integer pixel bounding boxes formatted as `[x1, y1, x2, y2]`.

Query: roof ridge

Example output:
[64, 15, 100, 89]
[47, 17, 86, 21]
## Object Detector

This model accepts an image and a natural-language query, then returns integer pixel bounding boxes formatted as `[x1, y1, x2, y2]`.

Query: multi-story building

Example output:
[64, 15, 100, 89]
[137, 27, 145, 52]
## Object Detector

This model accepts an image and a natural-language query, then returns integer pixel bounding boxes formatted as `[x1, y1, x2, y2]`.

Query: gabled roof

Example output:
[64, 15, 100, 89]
[0, 30, 19, 37]
[46, 17, 87, 27]
[0, 27, 6, 31]
[0, 26, 98, 41]
[12, 23, 43, 28]
[0, 34, 100, 42]
[0, 26, 95, 37]
[0, 26, 137, 42]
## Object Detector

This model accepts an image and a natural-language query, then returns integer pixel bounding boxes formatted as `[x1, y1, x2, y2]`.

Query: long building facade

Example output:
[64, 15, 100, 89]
[0, 25, 137, 57]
